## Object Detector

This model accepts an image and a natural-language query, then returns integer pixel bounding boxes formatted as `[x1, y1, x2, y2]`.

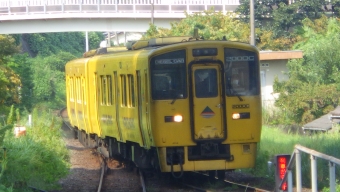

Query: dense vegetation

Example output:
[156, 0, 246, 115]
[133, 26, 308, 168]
[1, 0, 340, 190]
[0, 106, 69, 191]
[0, 32, 103, 191]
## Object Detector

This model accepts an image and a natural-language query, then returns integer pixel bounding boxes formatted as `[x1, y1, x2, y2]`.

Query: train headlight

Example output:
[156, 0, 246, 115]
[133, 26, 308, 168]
[232, 113, 240, 120]
[164, 115, 183, 122]
[232, 112, 250, 120]
[174, 115, 183, 122]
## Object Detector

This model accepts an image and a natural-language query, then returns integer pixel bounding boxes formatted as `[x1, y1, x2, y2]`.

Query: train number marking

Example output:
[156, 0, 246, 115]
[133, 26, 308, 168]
[123, 117, 135, 129]
[226, 56, 254, 61]
[232, 104, 250, 109]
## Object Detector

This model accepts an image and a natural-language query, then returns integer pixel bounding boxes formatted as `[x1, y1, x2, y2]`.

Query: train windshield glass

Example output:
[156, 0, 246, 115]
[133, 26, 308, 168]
[150, 50, 187, 100]
[224, 48, 259, 96]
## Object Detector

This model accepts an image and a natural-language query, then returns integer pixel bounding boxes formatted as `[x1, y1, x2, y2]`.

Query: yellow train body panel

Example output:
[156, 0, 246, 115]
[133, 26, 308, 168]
[65, 37, 262, 174]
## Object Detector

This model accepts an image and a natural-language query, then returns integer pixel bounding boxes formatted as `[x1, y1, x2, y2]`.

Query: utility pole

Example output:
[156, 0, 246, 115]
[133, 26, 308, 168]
[151, 0, 154, 24]
[250, 0, 255, 46]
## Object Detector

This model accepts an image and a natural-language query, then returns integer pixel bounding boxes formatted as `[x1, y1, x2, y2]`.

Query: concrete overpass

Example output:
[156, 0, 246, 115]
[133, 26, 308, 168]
[0, 0, 240, 34]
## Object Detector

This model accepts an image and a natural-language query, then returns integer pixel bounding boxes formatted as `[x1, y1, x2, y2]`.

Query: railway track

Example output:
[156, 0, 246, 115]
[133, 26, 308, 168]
[97, 154, 106, 192]
[179, 171, 273, 192]
[59, 108, 146, 192]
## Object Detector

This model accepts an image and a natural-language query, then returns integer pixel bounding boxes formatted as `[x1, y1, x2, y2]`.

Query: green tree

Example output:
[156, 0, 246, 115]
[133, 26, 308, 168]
[0, 35, 21, 113]
[273, 18, 340, 124]
[272, 2, 303, 37]
[6, 54, 33, 111]
[331, 0, 340, 16]
[0, 35, 19, 64]
[297, 0, 327, 18]
[31, 52, 76, 109]
[143, 9, 250, 43]
[25, 32, 104, 57]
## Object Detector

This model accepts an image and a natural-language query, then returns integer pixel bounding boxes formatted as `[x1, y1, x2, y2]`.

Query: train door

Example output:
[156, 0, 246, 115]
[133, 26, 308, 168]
[145, 70, 152, 141]
[137, 71, 148, 147]
[114, 71, 123, 141]
[189, 62, 226, 142]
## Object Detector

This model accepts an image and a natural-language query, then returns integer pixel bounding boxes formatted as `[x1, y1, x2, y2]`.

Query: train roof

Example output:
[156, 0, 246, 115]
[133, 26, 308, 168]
[83, 35, 257, 58]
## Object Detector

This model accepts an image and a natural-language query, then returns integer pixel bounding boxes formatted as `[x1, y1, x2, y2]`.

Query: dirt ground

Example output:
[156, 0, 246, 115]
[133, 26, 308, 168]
[53, 124, 141, 192]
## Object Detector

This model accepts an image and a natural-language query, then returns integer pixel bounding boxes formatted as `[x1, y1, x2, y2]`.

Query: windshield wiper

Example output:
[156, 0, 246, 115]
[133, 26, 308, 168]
[170, 91, 183, 104]
[227, 82, 243, 101]
[236, 94, 243, 102]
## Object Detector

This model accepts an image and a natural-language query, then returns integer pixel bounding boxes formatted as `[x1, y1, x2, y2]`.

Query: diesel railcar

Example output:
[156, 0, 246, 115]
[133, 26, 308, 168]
[65, 36, 262, 178]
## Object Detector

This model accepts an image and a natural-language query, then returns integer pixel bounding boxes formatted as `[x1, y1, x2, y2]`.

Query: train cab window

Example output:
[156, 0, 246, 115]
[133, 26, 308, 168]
[224, 48, 260, 96]
[194, 69, 218, 98]
[150, 50, 187, 100]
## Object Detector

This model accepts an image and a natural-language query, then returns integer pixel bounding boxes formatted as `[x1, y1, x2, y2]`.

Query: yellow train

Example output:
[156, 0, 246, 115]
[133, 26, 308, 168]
[65, 35, 262, 178]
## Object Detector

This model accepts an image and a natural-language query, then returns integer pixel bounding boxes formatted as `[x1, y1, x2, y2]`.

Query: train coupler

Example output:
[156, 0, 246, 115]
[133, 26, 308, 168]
[166, 147, 184, 178]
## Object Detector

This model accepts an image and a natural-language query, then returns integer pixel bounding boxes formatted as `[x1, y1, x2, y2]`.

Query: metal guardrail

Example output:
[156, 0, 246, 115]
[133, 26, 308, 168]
[279, 144, 340, 192]
[0, 0, 240, 16]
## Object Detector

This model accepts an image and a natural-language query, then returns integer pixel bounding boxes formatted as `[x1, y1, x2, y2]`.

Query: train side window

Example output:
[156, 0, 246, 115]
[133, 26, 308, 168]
[144, 70, 149, 104]
[76, 77, 81, 103]
[107, 75, 112, 105]
[100, 75, 107, 105]
[81, 77, 86, 105]
[128, 74, 135, 107]
[74, 77, 76, 102]
[120, 75, 127, 107]
[70, 77, 74, 102]
[113, 72, 118, 105]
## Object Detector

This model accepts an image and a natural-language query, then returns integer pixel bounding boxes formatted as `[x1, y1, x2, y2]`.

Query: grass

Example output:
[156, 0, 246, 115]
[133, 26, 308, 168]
[254, 125, 340, 190]
[0, 107, 70, 191]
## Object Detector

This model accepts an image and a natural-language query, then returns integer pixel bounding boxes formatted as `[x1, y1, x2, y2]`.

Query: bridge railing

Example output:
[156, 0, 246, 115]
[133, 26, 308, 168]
[0, 0, 240, 15]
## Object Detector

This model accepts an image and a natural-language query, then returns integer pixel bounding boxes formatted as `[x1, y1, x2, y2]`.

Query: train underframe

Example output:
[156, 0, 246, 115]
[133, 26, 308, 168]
[72, 128, 254, 178]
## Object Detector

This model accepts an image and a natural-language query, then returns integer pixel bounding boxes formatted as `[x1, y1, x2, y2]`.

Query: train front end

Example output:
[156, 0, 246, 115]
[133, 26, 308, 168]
[149, 40, 262, 175]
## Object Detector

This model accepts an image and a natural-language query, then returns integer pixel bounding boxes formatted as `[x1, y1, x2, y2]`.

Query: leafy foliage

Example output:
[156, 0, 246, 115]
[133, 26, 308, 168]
[273, 18, 340, 124]
[5, 54, 33, 112]
[25, 32, 104, 57]
[0, 35, 19, 64]
[332, 0, 340, 16]
[0, 107, 69, 191]
[0, 35, 21, 112]
[143, 9, 250, 42]
[30, 52, 76, 109]
[236, 0, 289, 27]
[297, 0, 327, 18]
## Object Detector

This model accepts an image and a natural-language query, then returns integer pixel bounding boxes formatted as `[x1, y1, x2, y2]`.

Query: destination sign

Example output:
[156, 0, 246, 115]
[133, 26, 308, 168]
[155, 58, 185, 65]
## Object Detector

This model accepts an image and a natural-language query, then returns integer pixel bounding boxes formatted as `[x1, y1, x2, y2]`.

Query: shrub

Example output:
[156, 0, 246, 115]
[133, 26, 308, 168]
[0, 107, 70, 191]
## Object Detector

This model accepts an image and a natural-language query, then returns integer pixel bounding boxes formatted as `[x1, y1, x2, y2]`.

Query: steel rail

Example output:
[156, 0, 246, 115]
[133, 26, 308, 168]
[97, 156, 106, 192]
[182, 171, 272, 192]
[139, 169, 146, 192]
